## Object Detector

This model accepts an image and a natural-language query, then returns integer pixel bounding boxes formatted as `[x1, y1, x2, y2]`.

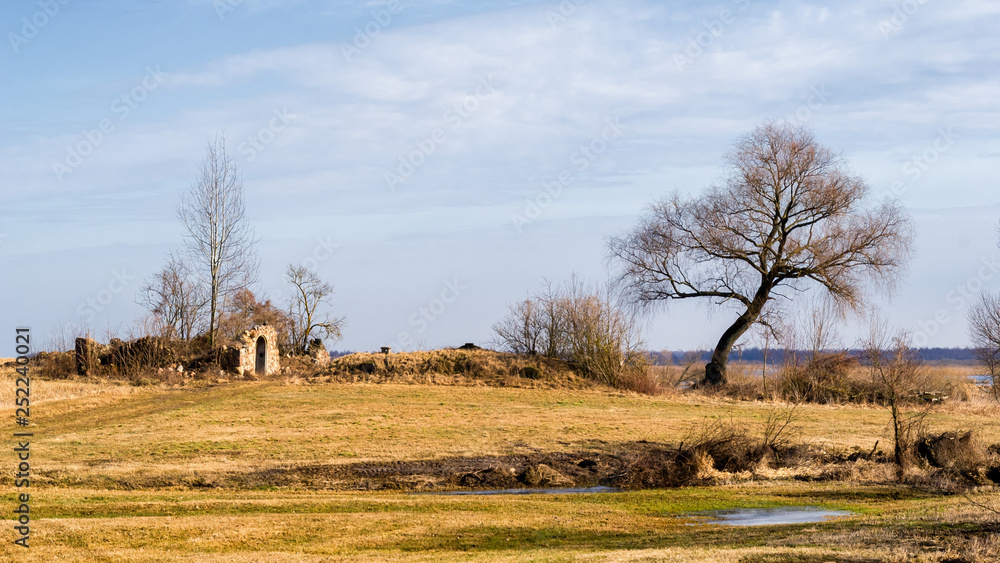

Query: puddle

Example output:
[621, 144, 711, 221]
[687, 507, 853, 526]
[439, 486, 622, 496]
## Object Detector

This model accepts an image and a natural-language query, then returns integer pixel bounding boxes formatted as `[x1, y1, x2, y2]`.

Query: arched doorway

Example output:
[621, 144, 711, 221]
[255, 336, 267, 375]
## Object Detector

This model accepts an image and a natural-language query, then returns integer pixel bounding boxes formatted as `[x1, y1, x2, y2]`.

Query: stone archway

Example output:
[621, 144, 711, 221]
[222, 325, 279, 378]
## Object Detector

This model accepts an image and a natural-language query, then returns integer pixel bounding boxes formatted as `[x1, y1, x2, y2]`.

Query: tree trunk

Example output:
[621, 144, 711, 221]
[208, 283, 218, 347]
[702, 281, 772, 386]
[703, 315, 753, 385]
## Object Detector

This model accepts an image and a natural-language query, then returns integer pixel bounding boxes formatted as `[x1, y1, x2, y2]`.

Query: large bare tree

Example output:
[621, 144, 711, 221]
[286, 264, 345, 354]
[138, 252, 206, 340]
[178, 137, 259, 346]
[609, 123, 913, 385]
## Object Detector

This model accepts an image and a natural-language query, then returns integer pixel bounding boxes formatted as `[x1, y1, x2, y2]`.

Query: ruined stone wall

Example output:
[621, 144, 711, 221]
[223, 325, 279, 377]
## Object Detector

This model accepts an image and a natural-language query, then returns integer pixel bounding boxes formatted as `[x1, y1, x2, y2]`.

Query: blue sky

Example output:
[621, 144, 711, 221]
[1, 0, 999, 356]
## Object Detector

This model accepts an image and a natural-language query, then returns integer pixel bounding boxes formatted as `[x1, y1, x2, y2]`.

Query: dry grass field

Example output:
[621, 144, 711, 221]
[2, 352, 1000, 561]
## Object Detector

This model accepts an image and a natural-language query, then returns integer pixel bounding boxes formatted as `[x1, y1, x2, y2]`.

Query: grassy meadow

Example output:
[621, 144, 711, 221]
[2, 352, 1000, 561]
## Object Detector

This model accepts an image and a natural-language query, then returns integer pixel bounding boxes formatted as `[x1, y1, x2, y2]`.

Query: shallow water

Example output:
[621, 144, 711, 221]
[970, 374, 993, 386]
[689, 507, 853, 526]
[440, 486, 622, 496]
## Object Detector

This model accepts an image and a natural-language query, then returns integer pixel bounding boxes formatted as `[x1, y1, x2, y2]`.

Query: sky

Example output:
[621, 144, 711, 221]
[1, 0, 999, 357]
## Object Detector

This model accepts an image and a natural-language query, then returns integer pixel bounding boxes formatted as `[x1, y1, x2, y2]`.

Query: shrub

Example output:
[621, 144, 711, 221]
[620, 410, 801, 487]
[31, 351, 76, 379]
[916, 431, 985, 472]
[778, 352, 872, 404]
[493, 276, 647, 391]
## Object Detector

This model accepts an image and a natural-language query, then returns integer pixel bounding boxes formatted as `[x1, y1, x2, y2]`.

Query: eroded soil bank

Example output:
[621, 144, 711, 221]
[40, 439, 1000, 492]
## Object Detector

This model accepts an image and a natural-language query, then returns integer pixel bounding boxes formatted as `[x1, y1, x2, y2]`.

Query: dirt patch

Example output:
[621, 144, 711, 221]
[233, 451, 628, 491]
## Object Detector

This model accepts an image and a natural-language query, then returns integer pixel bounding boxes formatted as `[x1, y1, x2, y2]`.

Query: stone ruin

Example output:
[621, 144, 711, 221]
[221, 325, 280, 378]
[75, 336, 175, 375]
[306, 338, 330, 366]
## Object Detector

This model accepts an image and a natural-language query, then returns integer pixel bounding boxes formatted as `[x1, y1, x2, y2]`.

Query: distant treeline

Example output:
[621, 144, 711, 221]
[330, 348, 978, 364]
[647, 348, 978, 365]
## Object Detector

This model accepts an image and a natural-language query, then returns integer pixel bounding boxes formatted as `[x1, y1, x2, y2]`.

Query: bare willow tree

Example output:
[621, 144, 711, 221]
[286, 264, 345, 354]
[609, 123, 913, 386]
[178, 136, 259, 347]
[139, 252, 206, 340]
[969, 292, 1000, 400]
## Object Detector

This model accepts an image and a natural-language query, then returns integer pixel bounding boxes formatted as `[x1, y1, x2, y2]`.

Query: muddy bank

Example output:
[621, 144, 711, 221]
[35, 438, 1000, 492]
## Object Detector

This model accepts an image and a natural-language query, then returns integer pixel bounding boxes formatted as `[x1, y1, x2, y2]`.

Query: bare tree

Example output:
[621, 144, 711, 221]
[286, 264, 345, 354]
[969, 292, 1000, 401]
[492, 298, 542, 355]
[138, 252, 205, 340]
[216, 288, 294, 349]
[538, 279, 568, 358]
[493, 277, 646, 387]
[178, 136, 259, 347]
[609, 123, 913, 385]
[751, 312, 783, 397]
[800, 298, 843, 362]
[861, 318, 930, 476]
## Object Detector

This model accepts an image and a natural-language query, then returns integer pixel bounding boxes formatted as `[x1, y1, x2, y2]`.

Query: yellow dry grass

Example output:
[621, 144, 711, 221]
[1, 354, 999, 561]
[0, 364, 147, 406]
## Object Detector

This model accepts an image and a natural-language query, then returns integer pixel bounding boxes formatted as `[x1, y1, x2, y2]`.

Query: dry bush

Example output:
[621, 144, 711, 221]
[707, 362, 764, 400]
[621, 367, 662, 395]
[30, 350, 76, 379]
[916, 431, 985, 471]
[911, 431, 1000, 489]
[279, 354, 327, 378]
[493, 276, 647, 391]
[621, 407, 803, 488]
[920, 365, 977, 403]
[778, 352, 878, 404]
